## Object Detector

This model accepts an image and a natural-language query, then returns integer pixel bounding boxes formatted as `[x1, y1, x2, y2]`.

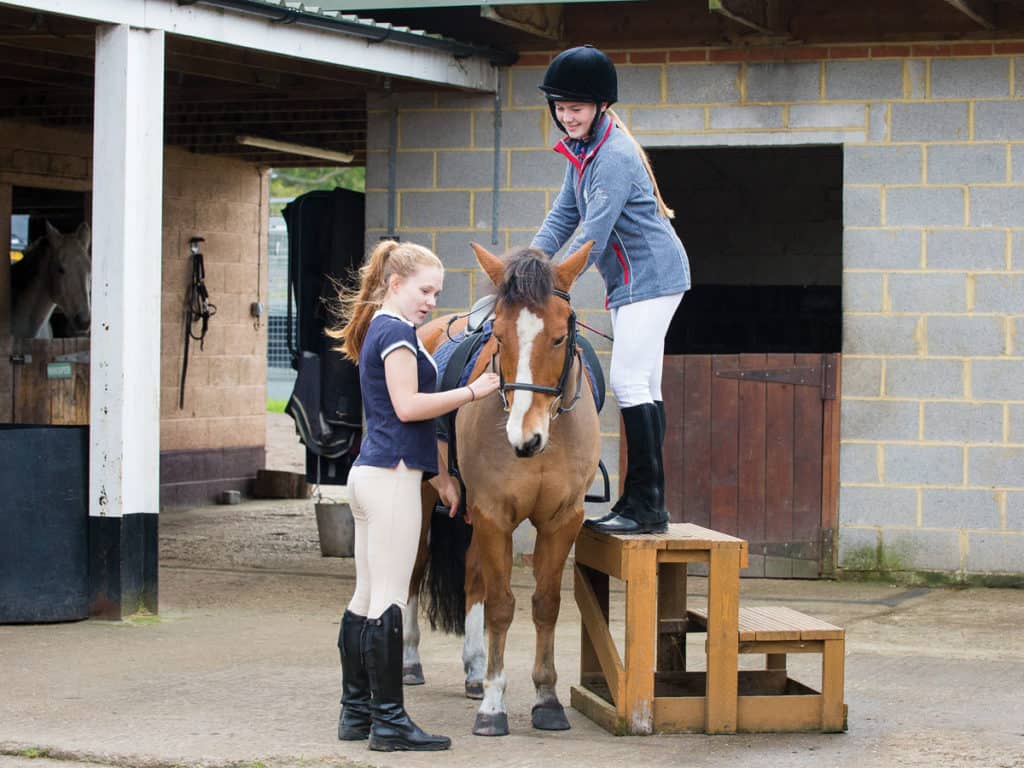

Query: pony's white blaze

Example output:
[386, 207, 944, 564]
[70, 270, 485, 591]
[462, 602, 486, 682]
[506, 308, 545, 448]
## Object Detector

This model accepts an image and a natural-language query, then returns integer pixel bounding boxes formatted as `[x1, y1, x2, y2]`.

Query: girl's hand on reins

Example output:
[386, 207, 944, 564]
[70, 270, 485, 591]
[469, 372, 500, 401]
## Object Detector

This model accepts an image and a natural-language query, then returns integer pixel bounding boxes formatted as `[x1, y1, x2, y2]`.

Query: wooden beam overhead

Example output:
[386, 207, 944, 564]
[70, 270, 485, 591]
[942, 0, 996, 30]
[709, 0, 781, 36]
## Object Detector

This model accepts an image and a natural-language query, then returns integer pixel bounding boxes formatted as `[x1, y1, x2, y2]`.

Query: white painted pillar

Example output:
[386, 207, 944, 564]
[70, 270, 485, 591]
[88, 23, 165, 618]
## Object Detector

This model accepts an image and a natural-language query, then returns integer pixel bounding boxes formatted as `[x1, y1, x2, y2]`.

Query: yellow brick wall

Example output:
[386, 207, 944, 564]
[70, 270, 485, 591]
[0, 121, 267, 456]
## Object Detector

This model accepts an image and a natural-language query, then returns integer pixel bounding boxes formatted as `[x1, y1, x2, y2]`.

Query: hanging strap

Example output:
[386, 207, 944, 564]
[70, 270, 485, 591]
[179, 238, 217, 409]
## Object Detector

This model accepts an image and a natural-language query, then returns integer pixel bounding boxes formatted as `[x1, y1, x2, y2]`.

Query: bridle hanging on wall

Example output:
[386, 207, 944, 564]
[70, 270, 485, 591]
[179, 236, 217, 409]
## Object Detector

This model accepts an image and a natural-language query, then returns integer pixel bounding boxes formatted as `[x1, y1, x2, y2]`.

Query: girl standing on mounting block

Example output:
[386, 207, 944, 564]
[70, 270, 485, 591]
[331, 240, 499, 752]
[531, 45, 691, 535]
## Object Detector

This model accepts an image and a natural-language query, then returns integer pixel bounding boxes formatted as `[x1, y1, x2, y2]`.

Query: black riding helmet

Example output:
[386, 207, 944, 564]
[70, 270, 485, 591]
[538, 45, 618, 135]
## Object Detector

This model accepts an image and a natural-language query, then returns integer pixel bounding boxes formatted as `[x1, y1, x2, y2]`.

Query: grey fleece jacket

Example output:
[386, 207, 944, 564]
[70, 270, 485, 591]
[530, 114, 690, 309]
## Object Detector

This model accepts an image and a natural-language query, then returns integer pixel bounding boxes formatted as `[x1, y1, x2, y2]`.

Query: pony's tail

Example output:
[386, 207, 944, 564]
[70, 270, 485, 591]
[421, 506, 472, 635]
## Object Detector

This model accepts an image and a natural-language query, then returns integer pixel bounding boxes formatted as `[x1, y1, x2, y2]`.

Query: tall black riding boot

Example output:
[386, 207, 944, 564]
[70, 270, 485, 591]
[338, 610, 372, 740]
[591, 403, 667, 535]
[363, 604, 451, 752]
[585, 400, 667, 529]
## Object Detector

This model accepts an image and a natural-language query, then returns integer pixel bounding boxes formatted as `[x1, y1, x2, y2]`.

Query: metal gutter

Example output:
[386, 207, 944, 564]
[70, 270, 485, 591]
[179, 0, 519, 66]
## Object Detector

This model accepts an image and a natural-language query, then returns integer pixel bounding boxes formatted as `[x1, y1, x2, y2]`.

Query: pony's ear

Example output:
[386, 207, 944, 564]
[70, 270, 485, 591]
[45, 220, 62, 243]
[74, 222, 91, 249]
[471, 242, 505, 289]
[553, 241, 594, 292]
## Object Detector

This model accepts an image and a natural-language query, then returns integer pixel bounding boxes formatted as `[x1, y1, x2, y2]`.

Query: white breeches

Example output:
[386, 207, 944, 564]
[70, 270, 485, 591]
[346, 461, 423, 620]
[609, 293, 684, 408]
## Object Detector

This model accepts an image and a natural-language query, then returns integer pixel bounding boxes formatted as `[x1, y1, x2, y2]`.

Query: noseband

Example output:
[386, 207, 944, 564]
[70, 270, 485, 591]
[493, 287, 583, 420]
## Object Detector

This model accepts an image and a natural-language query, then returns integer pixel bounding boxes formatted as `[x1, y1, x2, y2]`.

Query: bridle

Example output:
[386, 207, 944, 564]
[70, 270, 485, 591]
[492, 287, 584, 420]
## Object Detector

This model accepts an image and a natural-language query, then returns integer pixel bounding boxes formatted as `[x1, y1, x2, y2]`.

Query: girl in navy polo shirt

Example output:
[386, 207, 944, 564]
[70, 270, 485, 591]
[331, 239, 498, 752]
[532, 45, 691, 536]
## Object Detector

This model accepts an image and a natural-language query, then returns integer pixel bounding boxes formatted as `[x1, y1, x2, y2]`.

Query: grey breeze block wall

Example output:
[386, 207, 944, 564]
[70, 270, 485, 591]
[365, 43, 1024, 577]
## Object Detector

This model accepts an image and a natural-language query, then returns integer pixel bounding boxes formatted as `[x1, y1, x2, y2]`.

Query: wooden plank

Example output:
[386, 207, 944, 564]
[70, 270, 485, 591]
[50, 338, 89, 426]
[658, 550, 709, 564]
[710, 355, 739, 535]
[792, 353, 823, 571]
[765, 606, 844, 640]
[819, 354, 841, 576]
[574, 564, 623, 704]
[579, 564, 609, 687]
[738, 694, 824, 732]
[764, 353, 794, 575]
[662, 355, 686, 522]
[575, 528, 624, 580]
[705, 546, 740, 734]
[682, 355, 711, 527]
[571, 685, 624, 736]
[652, 695, 706, 734]
[657, 562, 688, 672]
[0, 335, 12, 422]
[13, 338, 50, 424]
[741, 640, 823, 655]
[623, 549, 658, 734]
[821, 637, 847, 732]
[737, 353, 766, 576]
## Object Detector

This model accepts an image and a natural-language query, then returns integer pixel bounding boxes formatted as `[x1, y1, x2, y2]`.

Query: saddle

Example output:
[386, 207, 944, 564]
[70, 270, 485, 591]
[433, 295, 610, 504]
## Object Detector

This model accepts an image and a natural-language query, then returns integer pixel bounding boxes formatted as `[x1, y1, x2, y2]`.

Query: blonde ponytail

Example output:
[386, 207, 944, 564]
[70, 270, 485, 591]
[329, 239, 443, 362]
[607, 109, 675, 220]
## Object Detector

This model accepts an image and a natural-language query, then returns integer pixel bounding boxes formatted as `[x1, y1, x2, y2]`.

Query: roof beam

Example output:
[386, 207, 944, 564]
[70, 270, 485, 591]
[6, 0, 499, 91]
[709, 0, 781, 36]
[942, 0, 996, 30]
[312, 0, 639, 7]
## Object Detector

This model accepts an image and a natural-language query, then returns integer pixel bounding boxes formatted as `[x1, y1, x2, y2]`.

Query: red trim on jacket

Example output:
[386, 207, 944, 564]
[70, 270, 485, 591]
[612, 241, 630, 284]
[551, 118, 615, 187]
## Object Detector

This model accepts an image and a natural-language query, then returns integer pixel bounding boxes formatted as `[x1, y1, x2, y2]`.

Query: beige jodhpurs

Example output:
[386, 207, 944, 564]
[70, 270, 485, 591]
[345, 461, 423, 620]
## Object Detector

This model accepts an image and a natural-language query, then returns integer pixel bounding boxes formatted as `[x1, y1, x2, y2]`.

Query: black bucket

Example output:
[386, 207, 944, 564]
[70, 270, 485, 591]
[0, 424, 89, 623]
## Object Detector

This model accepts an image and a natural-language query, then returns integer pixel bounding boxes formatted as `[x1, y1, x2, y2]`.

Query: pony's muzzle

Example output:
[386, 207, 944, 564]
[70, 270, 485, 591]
[515, 433, 543, 458]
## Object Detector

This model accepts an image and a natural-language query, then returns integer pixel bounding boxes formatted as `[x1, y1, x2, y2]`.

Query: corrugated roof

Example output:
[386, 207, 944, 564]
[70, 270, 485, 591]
[208, 0, 517, 64]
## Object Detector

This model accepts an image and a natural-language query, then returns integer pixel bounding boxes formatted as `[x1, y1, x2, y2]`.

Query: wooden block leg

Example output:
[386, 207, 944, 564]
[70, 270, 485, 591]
[705, 547, 739, 734]
[766, 653, 787, 671]
[623, 550, 657, 734]
[821, 637, 846, 732]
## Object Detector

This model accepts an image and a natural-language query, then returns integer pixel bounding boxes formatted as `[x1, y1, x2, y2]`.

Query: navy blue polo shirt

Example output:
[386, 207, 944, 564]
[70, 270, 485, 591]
[353, 310, 439, 478]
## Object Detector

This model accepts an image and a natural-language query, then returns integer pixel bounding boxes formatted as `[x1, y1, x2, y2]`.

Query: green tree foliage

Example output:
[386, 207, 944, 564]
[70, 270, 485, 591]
[269, 166, 365, 215]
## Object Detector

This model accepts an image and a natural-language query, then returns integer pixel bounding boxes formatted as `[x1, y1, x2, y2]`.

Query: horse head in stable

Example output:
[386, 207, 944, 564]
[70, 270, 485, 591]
[11, 221, 91, 338]
[471, 240, 593, 458]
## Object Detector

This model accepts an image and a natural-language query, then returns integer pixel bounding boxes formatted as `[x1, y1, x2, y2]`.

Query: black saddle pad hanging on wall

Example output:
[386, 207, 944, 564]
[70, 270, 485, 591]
[283, 188, 365, 485]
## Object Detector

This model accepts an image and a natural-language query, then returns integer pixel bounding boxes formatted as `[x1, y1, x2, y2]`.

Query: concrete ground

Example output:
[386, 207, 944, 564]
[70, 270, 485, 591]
[1, 416, 1022, 768]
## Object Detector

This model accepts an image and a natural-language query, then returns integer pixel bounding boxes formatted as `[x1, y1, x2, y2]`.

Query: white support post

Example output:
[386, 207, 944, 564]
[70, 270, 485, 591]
[88, 23, 165, 618]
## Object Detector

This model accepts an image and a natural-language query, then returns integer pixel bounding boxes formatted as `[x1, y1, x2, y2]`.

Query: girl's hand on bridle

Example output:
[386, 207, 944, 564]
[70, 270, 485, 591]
[469, 372, 500, 400]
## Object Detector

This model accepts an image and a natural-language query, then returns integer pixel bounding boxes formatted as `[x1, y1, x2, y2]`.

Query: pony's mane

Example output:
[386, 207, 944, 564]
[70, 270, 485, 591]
[9, 237, 47, 295]
[498, 248, 553, 310]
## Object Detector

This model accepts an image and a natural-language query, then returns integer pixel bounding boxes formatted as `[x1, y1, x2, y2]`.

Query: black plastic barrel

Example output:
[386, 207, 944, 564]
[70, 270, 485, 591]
[0, 424, 89, 623]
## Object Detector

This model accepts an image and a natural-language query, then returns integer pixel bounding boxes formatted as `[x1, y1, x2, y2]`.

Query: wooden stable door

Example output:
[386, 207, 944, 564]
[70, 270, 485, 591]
[660, 353, 840, 578]
[2, 336, 90, 425]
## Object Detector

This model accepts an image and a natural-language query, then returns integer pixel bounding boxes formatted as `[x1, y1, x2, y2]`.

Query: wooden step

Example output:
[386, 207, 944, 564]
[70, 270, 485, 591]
[687, 604, 844, 642]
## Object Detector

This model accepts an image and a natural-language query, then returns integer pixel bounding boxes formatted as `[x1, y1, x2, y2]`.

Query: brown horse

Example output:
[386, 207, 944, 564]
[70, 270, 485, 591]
[407, 241, 601, 736]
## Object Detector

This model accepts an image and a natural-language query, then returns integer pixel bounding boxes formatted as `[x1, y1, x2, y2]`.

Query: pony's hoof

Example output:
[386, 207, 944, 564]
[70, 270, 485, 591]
[473, 712, 509, 737]
[402, 664, 425, 686]
[531, 703, 571, 731]
[465, 680, 484, 699]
